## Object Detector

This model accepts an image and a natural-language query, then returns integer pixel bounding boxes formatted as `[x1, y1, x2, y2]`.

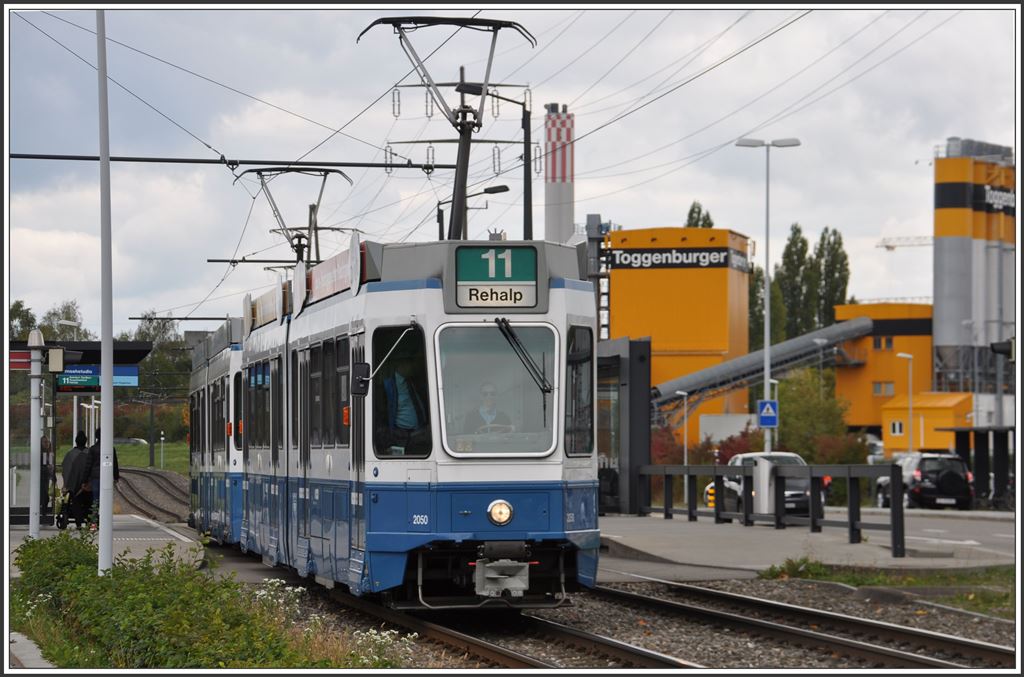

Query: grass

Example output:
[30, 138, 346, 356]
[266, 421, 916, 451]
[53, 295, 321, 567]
[760, 557, 1016, 619]
[116, 442, 189, 477]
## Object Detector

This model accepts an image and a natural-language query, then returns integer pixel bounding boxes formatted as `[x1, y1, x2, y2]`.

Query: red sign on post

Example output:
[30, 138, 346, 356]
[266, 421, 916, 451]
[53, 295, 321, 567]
[9, 350, 31, 371]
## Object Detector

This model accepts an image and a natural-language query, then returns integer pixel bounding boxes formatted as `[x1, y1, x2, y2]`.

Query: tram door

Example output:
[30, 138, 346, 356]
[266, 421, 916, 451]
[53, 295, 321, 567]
[350, 340, 366, 553]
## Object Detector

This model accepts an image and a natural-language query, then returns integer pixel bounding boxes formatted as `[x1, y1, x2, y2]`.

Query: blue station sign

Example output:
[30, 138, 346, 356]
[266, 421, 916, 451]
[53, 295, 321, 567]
[56, 364, 140, 393]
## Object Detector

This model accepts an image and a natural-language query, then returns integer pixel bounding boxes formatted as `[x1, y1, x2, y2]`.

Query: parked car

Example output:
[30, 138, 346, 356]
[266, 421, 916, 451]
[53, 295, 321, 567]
[703, 451, 826, 516]
[875, 452, 973, 510]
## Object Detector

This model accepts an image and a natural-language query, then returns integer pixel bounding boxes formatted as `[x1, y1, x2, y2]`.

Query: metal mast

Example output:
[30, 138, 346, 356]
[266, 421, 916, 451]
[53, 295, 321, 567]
[358, 16, 535, 241]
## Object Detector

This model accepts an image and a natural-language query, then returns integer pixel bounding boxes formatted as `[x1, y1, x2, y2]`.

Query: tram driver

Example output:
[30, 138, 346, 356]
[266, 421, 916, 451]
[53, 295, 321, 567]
[463, 381, 515, 434]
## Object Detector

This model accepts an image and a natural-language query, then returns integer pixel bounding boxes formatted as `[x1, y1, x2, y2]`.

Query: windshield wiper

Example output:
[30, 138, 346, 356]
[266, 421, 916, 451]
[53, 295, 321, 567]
[495, 318, 553, 394]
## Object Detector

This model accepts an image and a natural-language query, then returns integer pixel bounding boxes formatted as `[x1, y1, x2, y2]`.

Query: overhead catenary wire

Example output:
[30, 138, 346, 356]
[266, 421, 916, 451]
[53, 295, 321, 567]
[557, 11, 964, 207]
[575, 9, 893, 179]
[37, 10, 409, 161]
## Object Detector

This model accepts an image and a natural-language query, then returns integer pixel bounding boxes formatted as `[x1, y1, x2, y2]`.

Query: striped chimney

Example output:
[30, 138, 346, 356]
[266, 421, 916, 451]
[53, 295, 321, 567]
[545, 103, 575, 243]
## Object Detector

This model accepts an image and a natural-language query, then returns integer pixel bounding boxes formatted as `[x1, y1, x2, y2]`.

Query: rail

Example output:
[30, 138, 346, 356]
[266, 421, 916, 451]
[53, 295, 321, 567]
[637, 463, 905, 557]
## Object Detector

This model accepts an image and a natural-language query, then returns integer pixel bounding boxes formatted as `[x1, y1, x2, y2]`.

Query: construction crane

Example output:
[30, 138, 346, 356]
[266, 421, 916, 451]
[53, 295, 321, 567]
[877, 236, 933, 251]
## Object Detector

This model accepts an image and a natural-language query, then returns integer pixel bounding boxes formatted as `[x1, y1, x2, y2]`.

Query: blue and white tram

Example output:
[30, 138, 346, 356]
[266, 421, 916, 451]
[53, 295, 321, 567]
[203, 238, 599, 608]
[188, 318, 244, 544]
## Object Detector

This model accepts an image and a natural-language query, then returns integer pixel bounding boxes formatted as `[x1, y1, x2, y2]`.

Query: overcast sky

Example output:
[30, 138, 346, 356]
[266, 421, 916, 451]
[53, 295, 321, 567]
[5, 5, 1020, 339]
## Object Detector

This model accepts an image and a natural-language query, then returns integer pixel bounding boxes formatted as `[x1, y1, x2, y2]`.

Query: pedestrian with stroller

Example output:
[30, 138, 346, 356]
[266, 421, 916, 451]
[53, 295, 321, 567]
[61, 431, 92, 528]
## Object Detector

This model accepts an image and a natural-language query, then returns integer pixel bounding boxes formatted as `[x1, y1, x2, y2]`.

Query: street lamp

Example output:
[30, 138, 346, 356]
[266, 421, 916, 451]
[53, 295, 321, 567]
[437, 184, 509, 240]
[457, 82, 534, 240]
[736, 137, 801, 453]
[897, 353, 914, 454]
[812, 338, 828, 400]
[675, 390, 689, 503]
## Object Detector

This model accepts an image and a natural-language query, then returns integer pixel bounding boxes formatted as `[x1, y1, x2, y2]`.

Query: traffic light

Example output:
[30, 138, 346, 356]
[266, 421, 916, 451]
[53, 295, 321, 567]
[990, 337, 1015, 363]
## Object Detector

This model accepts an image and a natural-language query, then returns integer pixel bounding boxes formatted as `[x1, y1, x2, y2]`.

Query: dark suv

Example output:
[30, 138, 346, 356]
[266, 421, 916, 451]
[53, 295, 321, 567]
[875, 453, 973, 510]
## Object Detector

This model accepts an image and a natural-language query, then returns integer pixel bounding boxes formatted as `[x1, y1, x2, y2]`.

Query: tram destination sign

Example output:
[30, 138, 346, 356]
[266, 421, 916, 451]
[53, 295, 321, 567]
[56, 364, 139, 393]
[456, 246, 537, 308]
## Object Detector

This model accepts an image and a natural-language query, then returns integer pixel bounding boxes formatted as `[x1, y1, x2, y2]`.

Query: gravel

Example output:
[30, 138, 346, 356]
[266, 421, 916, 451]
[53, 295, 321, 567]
[274, 573, 1015, 669]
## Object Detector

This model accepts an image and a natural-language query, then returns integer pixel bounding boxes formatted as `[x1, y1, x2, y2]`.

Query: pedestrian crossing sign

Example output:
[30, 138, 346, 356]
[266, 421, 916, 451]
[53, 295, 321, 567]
[758, 399, 779, 428]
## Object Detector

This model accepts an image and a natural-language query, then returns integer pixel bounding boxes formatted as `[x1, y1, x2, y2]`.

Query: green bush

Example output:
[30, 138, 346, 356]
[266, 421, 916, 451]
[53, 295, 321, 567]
[12, 533, 307, 668]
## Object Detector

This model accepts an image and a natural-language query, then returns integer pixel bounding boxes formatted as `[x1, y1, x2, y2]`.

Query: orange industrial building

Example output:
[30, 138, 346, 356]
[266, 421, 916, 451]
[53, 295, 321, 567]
[606, 226, 750, 444]
[833, 303, 934, 430]
[598, 139, 1013, 457]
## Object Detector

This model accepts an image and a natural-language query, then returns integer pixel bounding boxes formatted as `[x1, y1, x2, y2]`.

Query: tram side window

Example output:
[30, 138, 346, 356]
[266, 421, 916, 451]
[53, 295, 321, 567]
[246, 366, 256, 449]
[565, 326, 594, 456]
[291, 351, 298, 448]
[213, 379, 226, 453]
[189, 394, 197, 460]
[233, 372, 242, 451]
[261, 361, 271, 448]
[372, 325, 431, 459]
[272, 357, 281, 464]
[323, 339, 335, 447]
[336, 338, 351, 446]
[200, 387, 207, 463]
[311, 343, 322, 447]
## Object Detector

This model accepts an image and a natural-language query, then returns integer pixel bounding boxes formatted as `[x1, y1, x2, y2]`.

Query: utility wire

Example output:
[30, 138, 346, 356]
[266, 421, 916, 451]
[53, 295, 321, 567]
[576, 10, 891, 179]
[14, 12, 259, 198]
[568, 10, 674, 108]
[501, 10, 587, 80]
[564, 11, 961, 205]
[532, 10, 636, 88]
[573, 10, 813, 150]
[184, 192, 262, 318]
[38, 10, 406, 160]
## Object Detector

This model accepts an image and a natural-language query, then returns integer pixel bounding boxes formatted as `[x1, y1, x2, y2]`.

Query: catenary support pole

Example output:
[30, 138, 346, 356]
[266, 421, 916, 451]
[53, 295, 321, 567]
[96, 9, 115, 574]
[28, 330, 44, 539]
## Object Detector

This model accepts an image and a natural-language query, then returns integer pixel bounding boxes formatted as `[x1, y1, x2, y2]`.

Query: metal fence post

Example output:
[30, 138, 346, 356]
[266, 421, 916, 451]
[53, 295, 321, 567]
[774, 473, 786, 529]
[848, 474, 862, 544]
[663, 468, 673, 519]
[714, 472, 726, 524]
[741, 472, 753, 526]
[890, 464, 905, 557]
[687, 472, 698, 522]
[809, 473, 822, 533]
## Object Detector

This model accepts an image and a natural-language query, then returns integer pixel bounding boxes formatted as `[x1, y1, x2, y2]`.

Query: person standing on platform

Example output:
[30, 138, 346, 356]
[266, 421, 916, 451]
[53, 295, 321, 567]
[62, 431, 91, 529]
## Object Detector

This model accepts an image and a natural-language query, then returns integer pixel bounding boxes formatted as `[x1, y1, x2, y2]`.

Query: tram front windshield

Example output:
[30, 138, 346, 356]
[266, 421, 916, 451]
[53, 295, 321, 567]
[438, 325, 555, 455]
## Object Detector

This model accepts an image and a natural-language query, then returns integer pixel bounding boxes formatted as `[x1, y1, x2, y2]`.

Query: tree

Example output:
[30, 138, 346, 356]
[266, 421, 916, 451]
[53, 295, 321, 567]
[9, 300, 36, 340]
[124, 311, 191, 403]
[749, 265, 764, 352]
[776, 367, 849, 462]
[814, 227, 850, 327]
[38, 299, 96, 341]
[685, 201, 714, 228]
[775, 224, 818, 339]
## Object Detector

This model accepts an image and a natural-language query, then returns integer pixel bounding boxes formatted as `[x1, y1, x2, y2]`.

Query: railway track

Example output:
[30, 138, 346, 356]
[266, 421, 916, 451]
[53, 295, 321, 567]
[649, 581, 1017, 669]
[591, 584, 1014, 669]
[329, 590, 697, 669]
[117, 468, 188, 523]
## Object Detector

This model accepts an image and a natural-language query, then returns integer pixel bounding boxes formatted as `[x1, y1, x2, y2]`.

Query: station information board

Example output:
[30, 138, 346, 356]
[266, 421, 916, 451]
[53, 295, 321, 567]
[56, 364, 140, 393]
[455, 246, 537, 308]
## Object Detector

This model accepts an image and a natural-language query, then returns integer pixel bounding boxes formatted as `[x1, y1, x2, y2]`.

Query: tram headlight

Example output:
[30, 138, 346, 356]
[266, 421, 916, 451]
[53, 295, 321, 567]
[487, 499, 513, 526]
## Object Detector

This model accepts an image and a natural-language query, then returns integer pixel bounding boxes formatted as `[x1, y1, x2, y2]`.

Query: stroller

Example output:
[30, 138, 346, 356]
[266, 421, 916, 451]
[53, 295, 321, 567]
[54, 486, 86, 530]
[54, 488, 71, 530]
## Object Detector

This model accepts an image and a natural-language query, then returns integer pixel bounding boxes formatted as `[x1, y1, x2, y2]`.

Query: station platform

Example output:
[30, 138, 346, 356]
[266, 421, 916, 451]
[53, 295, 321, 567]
[596, 507, 1016, 583]
[7, 514, 201, 580]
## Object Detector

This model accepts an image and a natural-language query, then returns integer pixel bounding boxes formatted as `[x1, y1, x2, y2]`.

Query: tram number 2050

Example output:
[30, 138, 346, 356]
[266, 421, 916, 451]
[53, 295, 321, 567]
[411, 514, 429, 526]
